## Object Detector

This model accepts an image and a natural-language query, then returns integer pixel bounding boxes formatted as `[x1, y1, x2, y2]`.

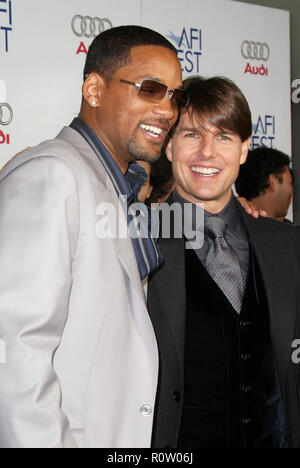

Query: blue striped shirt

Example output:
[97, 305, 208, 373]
[70, 118, 162, 280]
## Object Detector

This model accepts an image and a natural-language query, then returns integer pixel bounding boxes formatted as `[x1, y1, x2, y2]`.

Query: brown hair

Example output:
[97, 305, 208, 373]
[182, 76, 252, 142]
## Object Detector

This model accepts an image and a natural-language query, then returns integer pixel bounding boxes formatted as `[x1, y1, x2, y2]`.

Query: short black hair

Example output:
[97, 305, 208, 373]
[182, 76, 252, 142]
[235, 146, 292, 199]
[84, 25, 177, 80]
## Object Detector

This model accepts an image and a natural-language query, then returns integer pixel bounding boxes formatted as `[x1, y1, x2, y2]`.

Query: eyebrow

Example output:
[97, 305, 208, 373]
[143, 75, 162, 82]
[139, 75, 184, 89]
[177, 127, 200, 133]
[177, 126, 236, 135]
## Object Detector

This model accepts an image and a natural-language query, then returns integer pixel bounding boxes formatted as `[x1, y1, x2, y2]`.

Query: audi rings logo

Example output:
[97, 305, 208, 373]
[72, 15, 113, 38]
[241, 41, 270, 61]
[0, 103, 13, 126]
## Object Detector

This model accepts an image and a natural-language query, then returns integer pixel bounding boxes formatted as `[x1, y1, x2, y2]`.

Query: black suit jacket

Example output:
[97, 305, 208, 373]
[148, 198, 300, 448]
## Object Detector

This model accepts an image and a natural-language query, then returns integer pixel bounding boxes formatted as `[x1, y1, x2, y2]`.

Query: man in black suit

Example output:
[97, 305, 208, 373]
[148, 76, 300, 448]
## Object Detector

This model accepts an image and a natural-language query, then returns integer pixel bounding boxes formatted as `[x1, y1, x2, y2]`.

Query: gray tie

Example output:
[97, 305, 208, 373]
[205, 216, 244, 314]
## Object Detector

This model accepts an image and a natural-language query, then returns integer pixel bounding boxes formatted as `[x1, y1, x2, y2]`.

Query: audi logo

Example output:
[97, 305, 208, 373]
[72, 15, 113, 38]
[0, 103, 13, 126]
[241, 41, 270, 61]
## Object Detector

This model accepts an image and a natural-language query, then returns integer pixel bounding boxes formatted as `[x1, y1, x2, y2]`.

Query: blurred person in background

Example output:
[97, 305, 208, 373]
[146, 151, 175, 205]
[235, 147, 293, 224]
[127, 154, 174, 205]
[126, 160, 154, 203]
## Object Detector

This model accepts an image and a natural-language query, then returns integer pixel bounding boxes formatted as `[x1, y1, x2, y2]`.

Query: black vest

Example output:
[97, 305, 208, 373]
[178, 248, 287, 448]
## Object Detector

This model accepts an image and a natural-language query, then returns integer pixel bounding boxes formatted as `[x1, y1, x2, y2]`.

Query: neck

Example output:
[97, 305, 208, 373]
[78, 110, 129, 174]
[175, 186, 232, 214]
[203, 194, 232, 214]
[250, 194, 276, 220]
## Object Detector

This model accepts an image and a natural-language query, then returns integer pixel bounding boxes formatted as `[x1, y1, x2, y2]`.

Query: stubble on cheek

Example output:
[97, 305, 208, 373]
[127, 130, 164, 163]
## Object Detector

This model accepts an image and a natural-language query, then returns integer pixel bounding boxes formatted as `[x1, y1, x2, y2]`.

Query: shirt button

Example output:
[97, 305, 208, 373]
[140, 405, 152, 416]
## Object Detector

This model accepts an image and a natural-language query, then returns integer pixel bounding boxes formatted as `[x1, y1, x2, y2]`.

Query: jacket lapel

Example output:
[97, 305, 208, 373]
[157, 234, 186, 375]
[149, 194, 187, 376]
[106, 175, 147, 305]
[237, 203, 296, 381]
[57, 126, 108, 185]
[58, 127, 146, 306]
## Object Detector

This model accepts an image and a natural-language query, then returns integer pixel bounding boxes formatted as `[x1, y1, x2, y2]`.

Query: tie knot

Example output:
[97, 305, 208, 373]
[205, 216, 226, 238]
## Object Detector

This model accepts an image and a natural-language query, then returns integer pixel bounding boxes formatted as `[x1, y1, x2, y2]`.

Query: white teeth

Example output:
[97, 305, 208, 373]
[140, 124, 163, 135]
[191, 167, 220, 175]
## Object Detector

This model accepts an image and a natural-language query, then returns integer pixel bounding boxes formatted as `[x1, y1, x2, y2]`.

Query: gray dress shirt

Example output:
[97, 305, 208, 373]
[173, 190, 250, 284]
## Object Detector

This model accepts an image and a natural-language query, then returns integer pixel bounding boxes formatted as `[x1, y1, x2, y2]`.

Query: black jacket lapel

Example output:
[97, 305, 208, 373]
[148, 194, 187, 378]
[155, 234, 186, 375]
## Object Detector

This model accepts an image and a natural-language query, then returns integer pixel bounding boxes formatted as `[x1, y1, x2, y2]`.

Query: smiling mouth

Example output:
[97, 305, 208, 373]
[140, 124, 164, 139]
[191, 167, 221, 176]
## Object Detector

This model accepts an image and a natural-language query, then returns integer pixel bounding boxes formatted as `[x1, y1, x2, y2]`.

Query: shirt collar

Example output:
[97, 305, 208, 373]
[172, 190, 244, 239]
[213, 193, 241, 233]
[70, 118, 134, 204]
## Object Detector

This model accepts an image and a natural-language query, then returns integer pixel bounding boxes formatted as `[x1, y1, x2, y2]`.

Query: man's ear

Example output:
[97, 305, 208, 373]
[82, 73, 105, 109]
[267, 173, 277, 192]
[165, 138, 173, 163]
[240, 137, 251, 165]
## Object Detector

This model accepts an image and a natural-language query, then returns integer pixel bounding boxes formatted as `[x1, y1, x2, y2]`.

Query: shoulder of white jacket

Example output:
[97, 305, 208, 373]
[0, 134, 102, 185]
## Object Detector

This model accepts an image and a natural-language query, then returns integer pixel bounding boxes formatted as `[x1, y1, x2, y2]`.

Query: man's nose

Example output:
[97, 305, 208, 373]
[152, 96, 178, 123]
[199, 136, 214, 159]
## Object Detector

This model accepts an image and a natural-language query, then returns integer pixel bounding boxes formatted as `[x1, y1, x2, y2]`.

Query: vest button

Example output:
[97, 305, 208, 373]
[140, 405, 152, 416]
[173, 391, 181, 402]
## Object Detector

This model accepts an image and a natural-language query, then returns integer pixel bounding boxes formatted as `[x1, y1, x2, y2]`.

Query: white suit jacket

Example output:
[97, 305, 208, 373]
[0, 127, 159, 448]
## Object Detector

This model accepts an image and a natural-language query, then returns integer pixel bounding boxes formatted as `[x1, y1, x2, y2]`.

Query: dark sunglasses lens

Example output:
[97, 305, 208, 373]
[172, 89, 190, 109]
[139, 80, 167, 101]
[138, 80, 189, 109]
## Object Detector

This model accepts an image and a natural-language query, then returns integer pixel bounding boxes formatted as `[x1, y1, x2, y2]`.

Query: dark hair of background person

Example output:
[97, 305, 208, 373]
[182, 76, 252, 142]
[235, 146, 292, 200]
[146, 151, 174, 206]
[84, 25, 178, 80]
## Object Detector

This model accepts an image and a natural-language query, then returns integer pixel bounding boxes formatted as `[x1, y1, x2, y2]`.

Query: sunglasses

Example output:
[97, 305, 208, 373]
[118, 79, 190, 109]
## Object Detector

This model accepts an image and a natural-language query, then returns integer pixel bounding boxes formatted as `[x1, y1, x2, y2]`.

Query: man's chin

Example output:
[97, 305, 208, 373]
[137, 154, 161, 164]
[186, 189, 232, 207]
[128, 138, 164, 164]
[129, 149, 162, 164]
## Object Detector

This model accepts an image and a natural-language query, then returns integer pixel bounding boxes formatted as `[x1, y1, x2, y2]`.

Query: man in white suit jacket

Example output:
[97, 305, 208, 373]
[0, 26, 185, 448]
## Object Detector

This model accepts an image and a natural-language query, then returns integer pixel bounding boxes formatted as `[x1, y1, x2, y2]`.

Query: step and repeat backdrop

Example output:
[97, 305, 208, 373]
[0, 0, 291, 168]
